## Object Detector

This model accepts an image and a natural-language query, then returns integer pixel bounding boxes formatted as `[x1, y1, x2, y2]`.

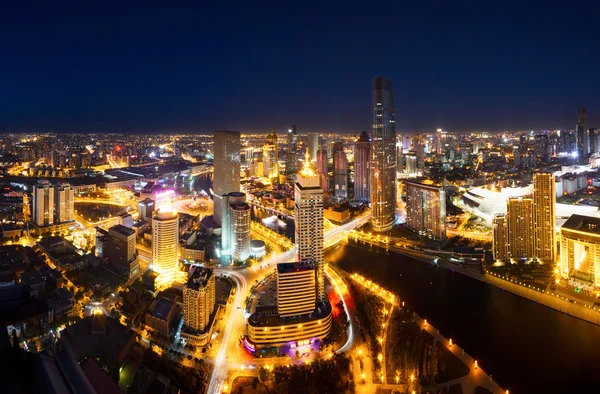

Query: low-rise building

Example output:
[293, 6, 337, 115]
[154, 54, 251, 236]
[61, 315, 135, 368]
[145, 297, 179, 337]
[324, 206, 350, 224]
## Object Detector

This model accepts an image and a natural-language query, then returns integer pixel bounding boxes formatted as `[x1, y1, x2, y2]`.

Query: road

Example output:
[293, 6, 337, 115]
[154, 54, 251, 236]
[206, 270, 247, 394]
[205, 213, 371, 393]
[446, 227, 492, 241]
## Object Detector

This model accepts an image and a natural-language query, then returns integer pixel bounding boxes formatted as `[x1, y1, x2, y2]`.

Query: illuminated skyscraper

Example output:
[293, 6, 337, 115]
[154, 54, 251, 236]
[308, 133, 319, 162]
[213, 130, 240, 226]
[106, 224, 139, 279]
[285, 125, 298, 174]
[370, 77, 397, 231]
[492, 214, 508, 261]
[221, 192, 250, 262]
[262, 129, 279, 181]
[354, 131, 370, 202]
[33, 180, 54, 227]
[54, 182, 74, 224]
[405, 180, 446, 240]
[138, 198, 155, 221]
[405, 151, 417, 175]
[589, 128, 599, 155]
[152, 195, 179, 286]
[277, 262, 317, 318]
[183, 266, 215, 331]
[533, 173, 556, 263]
[576, 107, 587, 163]
[316, 148, 328, 191]
[295, 150, 324, 302]
[506, 197, 534, 260]
[333, 142, 347, 199]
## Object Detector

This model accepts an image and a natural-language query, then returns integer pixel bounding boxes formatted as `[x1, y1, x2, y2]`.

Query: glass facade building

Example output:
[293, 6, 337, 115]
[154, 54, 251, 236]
[369, 77, 397, 232]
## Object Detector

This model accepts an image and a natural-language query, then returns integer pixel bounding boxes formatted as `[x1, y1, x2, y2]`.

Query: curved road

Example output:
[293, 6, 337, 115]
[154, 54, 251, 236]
[205, 213, 371, 393]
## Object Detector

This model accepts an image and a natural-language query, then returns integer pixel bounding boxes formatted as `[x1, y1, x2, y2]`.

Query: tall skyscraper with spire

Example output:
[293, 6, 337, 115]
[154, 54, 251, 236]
[295, 150, 324, 302]
[354, 131, 370, 202]
[369, 77, 397, 232]
[286, 125, 298, 174]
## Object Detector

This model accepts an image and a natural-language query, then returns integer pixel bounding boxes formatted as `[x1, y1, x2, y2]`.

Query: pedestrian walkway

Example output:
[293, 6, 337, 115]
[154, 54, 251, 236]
[414, 315, 507, 394]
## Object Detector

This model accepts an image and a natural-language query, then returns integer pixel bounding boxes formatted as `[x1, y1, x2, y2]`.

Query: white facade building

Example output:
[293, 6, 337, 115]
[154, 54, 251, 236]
[295, 151, 324, 302]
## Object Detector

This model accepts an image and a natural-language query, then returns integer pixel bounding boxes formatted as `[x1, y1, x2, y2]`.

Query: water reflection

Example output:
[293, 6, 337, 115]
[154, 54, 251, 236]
[327, 242, 600, 394]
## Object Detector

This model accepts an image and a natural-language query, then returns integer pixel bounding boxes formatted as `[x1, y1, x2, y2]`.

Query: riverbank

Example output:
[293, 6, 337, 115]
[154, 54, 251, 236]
[354, 239, 600, 327]
[329, 242, 600, 394]
[347, 271, 506, 393]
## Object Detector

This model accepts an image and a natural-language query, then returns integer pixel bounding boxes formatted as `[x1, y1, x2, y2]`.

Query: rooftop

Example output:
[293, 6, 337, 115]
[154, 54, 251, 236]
[562, 214, 600, 235]
[230, 202, 250, 211]
[60, 315, 134, 362]
[277, 262, 314, 274]
[149, 298, 175, 320]
[109, 224, 136, 237]
[186, 266, 213, 290]
[248, 301, 331, 328]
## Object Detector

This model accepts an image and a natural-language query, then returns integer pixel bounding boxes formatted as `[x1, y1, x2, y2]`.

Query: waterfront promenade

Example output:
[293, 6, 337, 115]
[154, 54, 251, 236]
[384, 243, 600, 327]
[414, 315, 506, 394]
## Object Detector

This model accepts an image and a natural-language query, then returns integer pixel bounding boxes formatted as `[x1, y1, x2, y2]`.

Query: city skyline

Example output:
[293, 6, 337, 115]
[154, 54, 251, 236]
[2, 4, 600, 134]
[5, 4, 600, 394]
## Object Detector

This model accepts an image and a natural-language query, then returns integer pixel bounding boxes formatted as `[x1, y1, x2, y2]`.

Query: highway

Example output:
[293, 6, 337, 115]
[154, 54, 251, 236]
[205, 212, 371, 393]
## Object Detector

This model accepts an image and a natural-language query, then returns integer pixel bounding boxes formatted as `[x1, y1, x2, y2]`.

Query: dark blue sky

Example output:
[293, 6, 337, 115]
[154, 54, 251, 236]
[1, 2, 599, 134]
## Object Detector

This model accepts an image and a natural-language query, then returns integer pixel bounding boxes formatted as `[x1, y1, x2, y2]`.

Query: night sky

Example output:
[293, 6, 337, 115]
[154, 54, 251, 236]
[1, 3, 599, 134]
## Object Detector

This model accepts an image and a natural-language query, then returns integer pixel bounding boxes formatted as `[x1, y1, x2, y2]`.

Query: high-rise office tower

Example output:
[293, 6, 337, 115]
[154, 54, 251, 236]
[308, 133, 319, 162]
[354, 131, 370, 202]
[534, 134, 550, 163]
[396, 145, 404, 174]
[183, 267, 215, 331]
[405, 151, 417, 175]
[333, 142, 348, 199]
[506, 197, 535, 259]
[220, 192, 251, 262]
[277, 262, 317, 318]
[33, 180, 54, 227]
[369, 77, 397, 232]
[230, 202, 251, 262]
[152, 197, 179, 287]
[405, 180, 446, 240]
[316, 148, 328, 191]
[262, 129, 279, 181]
[54, 182, 74, 223]
[492, 214, 508, 261]
[295, 150, 324, 302]
[533, 173, 556, 263]
[220, 191, 246, 258]
[589, 128, 598, 155]
[286, 125, 298, 174]
[138, 198, 155, 221]
[107, 224, 139, 279]
[576, 107, 587, 163]
[213, 130, 241, 226]
[316, 149, 328, 174]
[117, 213, 133, 228]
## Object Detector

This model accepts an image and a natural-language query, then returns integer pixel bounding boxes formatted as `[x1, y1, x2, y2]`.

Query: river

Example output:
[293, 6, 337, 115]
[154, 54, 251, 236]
[327, 241, 600, 394]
